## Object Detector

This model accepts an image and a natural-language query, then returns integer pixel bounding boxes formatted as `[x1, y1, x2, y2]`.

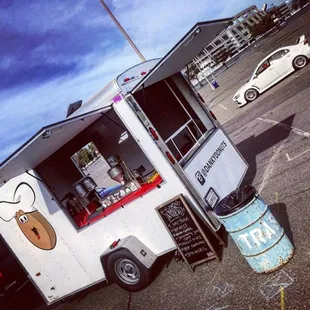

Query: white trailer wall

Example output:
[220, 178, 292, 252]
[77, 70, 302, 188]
[0, 99, 209, 303]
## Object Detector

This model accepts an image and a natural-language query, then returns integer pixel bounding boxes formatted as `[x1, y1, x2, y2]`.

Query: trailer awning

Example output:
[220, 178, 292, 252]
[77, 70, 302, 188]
[131, 18, 232, 92]
[0, 106, 112, 184]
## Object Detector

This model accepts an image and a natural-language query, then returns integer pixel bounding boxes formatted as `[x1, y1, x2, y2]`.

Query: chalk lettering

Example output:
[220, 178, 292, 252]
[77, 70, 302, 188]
[191, 240, 206, 248]
[157, 196, 215, 267]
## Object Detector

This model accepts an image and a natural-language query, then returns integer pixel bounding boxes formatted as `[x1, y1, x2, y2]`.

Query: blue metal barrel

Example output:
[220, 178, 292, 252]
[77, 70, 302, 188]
[214, 194, 294, 273]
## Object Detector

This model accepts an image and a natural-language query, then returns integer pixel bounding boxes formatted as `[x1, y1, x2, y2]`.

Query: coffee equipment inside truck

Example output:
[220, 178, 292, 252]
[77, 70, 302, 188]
[0, 18, 247, 306]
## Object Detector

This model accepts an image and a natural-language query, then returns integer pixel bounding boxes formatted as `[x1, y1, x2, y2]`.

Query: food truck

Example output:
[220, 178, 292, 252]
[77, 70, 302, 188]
[0, 18, 247, 305]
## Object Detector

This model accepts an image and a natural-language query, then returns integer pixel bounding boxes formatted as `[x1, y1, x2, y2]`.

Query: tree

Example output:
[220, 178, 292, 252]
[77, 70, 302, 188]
[75, 146, 94, 168]
[76, 148, 89, 168]
[88, 142, 98, 159]
[248, 13, 276, 38]
[292, 0, 309, 9]
[185, 62, 201, 83]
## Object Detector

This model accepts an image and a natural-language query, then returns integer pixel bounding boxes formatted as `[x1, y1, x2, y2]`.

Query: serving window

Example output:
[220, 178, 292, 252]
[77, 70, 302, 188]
[36, 109, 162, 229]
[133, 74, 215, 165]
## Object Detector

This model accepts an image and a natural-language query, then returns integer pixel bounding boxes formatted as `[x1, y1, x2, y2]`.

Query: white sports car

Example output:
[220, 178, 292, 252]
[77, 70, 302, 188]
[233, 35, 310, 107]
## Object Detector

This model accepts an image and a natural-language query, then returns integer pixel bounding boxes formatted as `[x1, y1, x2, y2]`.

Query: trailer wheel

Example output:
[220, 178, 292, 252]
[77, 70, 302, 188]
[107, 249, 151, 292]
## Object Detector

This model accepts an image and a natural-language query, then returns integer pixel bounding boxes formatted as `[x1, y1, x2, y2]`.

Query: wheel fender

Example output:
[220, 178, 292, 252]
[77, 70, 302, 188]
[250, 85, 260, 93]
[100, 236, 157, 283]
[100, 253, 113, 284]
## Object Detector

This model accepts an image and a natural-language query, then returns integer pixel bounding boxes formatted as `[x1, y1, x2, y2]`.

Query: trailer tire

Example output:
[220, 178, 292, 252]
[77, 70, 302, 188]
[107, 249, 151, 292]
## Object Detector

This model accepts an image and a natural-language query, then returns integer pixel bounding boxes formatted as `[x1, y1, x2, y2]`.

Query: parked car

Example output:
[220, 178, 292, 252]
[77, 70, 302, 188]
[233, 35, 310, 107]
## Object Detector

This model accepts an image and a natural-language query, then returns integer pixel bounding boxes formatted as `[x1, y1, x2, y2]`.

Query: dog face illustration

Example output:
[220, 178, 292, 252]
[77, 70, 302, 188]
[15, 210, 57, 250]
[1, 182, 57, 251]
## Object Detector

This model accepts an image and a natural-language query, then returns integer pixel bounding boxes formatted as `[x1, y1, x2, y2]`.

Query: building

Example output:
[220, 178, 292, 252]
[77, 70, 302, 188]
[190, 5, 266, 77]
[270, 2, 292, 20]
[278, 2, 292, 18]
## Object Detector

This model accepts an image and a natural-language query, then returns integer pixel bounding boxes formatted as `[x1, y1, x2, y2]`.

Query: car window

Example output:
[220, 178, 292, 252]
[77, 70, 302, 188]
[255, 59, 270, 76]
[269, 49, 290, 63]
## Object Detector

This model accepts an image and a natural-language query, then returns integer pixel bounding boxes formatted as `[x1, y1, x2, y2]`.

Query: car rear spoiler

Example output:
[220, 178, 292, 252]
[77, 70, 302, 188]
[295, 35, 306, 45]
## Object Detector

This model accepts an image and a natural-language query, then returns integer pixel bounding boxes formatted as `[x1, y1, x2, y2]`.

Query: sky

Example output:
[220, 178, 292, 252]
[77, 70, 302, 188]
[0, 0, 284, 164]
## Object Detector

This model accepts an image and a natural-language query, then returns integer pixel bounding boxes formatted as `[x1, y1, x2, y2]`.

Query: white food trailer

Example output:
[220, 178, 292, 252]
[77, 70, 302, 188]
[0, 18, 247, 305]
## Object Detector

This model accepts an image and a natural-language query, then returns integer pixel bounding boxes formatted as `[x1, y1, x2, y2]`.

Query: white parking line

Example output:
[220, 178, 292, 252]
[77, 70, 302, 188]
[257, 117, 310, 138]
[286, 148, 310, 161]
[259, 143, 284, 194]
[219, 104, 228, 111]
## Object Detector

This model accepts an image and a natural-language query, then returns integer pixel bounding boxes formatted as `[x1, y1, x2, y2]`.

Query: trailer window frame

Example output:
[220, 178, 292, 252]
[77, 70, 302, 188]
[133, 77, 215, 167]
[163, 79, 215, 165]
[35, 109, 164, 230]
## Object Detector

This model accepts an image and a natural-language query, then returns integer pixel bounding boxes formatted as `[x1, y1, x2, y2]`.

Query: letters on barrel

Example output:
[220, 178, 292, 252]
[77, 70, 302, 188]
[238, 220, 277, 250]
[156, 194, 219, 270]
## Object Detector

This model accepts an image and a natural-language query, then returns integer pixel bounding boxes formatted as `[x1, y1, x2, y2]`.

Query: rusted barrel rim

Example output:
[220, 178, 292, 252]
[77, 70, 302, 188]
[254, 247, 295, 274]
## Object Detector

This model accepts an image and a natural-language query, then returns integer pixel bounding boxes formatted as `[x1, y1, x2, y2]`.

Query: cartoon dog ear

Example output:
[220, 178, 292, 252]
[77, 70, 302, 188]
[13, 183, 36, 211]
[0, 201, 22, 222]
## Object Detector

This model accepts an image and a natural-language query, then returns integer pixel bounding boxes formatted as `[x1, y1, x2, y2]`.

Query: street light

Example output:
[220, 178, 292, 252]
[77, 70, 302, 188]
[99, 0, 146, 62]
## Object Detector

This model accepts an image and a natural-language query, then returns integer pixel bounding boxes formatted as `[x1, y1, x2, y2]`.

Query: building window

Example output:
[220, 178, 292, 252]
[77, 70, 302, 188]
[222, 34, 229, 41]
[237, 25, 243, 32]
[214, 39, 222, 46]
[243, 31, 249, 36]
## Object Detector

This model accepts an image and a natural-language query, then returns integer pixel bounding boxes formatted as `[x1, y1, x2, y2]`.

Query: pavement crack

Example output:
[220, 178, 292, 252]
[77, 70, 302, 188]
[127, 291, 132, 310]
[281, 186, 310, 201]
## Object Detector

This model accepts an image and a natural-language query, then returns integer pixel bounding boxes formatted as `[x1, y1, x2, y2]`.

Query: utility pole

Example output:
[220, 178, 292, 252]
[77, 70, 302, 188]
[99, 0, 146, 62]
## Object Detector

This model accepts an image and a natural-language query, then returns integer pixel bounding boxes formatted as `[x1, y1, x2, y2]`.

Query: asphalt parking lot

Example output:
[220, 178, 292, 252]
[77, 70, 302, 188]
[31, 7, 310, 310]
[199, 6, 310, 125]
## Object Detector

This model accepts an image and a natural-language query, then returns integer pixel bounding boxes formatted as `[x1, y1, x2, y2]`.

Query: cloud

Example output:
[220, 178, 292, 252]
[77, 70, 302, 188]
[0, 0, 283, 164]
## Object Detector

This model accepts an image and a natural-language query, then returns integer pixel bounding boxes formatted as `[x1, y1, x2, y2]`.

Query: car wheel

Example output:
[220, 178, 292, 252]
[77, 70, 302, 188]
[245, 88, 259, 102]
[293, 55, 308, 70]
[107, 249, 151, 292]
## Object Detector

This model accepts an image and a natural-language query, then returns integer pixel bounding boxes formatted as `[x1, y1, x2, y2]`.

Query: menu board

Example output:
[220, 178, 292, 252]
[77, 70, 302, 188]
[156, 194, 219, 270]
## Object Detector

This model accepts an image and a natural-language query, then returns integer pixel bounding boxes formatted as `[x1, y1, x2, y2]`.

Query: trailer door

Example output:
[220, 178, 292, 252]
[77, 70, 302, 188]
[132, 74, 247, 212]
[183, 129, 247, 208]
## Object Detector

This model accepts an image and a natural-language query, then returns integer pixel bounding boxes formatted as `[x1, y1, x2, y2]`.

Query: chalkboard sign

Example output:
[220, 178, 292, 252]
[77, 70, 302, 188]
[156, 194, 219, 271]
